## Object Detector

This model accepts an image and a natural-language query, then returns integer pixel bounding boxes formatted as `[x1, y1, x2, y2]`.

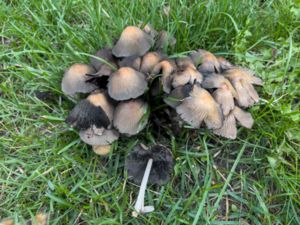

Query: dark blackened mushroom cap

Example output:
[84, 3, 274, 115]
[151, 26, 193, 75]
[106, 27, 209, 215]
[66, 91, 114, 130]
[125, 144, 173, 185]
[107, 67, 148, 101]
[164, 84, 193, 108]
[61, 63, 97, 96]
[113, 99, 149, 136]
[112, 26, 154, 57]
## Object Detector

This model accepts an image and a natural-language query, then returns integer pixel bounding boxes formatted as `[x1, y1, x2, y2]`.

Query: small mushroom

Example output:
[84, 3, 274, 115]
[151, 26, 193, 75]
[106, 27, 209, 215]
[172, 66, 203, 88]
[176, 84, 223, 129]
[202, 74, 237, 116]
[190, 49, 221, 74]
[90, 47, 117, 73]
[107, 67, 148, 101]
[79, 126, 119, 146]
[66, 91, 114, 130]
[125, 144, 173, 216]
[61, 63, 97, 96]
[217, 56, 234, 71]
[142, 23, 158, 39]
[152, 59, 176, 93]
[113, 99, 149, 136]
[176, 56, 196, 69]
[117, 55, 141, 71]
[155, 30, 176, 51]
[92, 145, 111, 155]
[224, 68, 263, 108]
[140, 52, 165, 74]
[164, 84, 193, 108]
[232, 106, 254, 128]
[112, 26, 154, 57]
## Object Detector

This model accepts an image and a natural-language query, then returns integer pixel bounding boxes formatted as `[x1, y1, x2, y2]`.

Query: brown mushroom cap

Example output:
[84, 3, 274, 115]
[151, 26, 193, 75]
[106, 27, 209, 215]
[113, 99, 149, 135]
[213, 113, 237, 139]
[140, 52, 164, 74]
[61, 63, 97, 96]
[190, 49, 221, 74]
[112, 26, 154, 57]
[118, 55, 141, 71]
[172, 66, 203, 88]
[176, 56, 196, 69]
[107, 67, 148, 101]
[176, 84, 223, 129]
[232, 106, 254, 128]
[152, 59, 176, 93]
[142, 23, 158, 38]
[93, 145, 111, 155]
[90, 48, 117, 72]
[224, 68, 262, 108]
[212, 87, 235, 116]
[217, 56, 234, 71]
[79, 126, 119, 146]
[164, 84, 193, 108]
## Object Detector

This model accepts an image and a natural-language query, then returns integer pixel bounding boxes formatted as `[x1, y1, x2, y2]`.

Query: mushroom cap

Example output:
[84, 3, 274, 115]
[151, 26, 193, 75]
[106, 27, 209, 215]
[113, 99, 149, 135]
[93, 145, 111, 155]
[217, 56, 234, 71]
[212, 87, 235, 116]
[66, 91, 114, 130]
[125, 144, 173, 185]
[213, 112, 237, 139]
[140, 52, 164, 74]
[190, 49, 220, 74]
[202, 74, 237, 97]
[107, 67, 148, 101]
[90, 48, 116, 72]
[79, 127, 119, 146]
[176, 56, 196, 69]
[176, 84, 223, 129]
[112, 26, 154, 57]
[117, 55, 141, 71]
[152, 59, 176, 93]
[142, 23, 158, 38]
[61, 63, 97, 96]
[164, 84, 193, 108]
[172, 66, 203, 88]
[155, 30, 176, 51]
[232, 106, 254, 128]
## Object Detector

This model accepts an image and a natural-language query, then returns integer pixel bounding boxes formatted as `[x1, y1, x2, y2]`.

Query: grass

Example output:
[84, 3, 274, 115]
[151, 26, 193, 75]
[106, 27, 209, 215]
[0, 0, 300, 224]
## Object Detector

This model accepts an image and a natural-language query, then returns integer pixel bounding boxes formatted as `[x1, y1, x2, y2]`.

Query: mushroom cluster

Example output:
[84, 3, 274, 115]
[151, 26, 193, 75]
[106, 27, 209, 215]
[62, 24, 263, 153]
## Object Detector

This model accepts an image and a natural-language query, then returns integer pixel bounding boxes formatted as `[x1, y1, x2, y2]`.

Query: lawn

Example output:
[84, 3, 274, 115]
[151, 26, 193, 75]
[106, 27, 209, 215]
[0, 0, 300, 224]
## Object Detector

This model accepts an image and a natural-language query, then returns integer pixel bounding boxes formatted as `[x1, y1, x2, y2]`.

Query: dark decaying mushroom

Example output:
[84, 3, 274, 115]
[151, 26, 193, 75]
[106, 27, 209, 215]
[61, 63, 97, 96]
[125, 144, 173, 215]
[163, 84, 193, 108]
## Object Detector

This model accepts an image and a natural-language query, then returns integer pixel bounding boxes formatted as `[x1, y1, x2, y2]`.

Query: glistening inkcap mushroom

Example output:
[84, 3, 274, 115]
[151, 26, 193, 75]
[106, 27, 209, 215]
[125, 144, 173, 216]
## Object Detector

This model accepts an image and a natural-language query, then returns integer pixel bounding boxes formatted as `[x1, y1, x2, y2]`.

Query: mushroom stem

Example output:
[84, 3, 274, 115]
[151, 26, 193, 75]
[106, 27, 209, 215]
[133, 158, 154, 216]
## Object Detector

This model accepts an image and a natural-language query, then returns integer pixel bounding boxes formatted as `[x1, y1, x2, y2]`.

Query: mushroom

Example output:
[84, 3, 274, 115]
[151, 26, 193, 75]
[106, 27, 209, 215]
[176, 84, 223, 129]
[176, 56, 196, 69]
[152, 59, 176, 93]
[107, 67, 148, 101]
[142, 23, 158, 39]
[140, 51, 165, 74]
[224, 68, 263, 108]
[190, 49, 221, 74]
[79, 126, 119, 146]
[213, 106, 253, 139]
[90, 47, 117, 73]
[113, 99, 149, 136]
[66, 91, 114, 130]
[112, 26, 154, 57]
[217, 56, 234, 71]
[202, 74, 237, 116]
[125, 144, 173, 216]
[154, 30, 176, 51]
[117, 55, 141, 71]
[61, 63, 97, 96]
[92, 145, 111, 155]
[172, 66, 203, 88]
[163, 84, 193, 108]
[0, 213, 48, 225]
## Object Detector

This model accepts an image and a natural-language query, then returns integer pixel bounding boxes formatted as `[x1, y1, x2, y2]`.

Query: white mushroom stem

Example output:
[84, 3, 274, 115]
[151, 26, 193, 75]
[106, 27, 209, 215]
[133, 158, 154, 216]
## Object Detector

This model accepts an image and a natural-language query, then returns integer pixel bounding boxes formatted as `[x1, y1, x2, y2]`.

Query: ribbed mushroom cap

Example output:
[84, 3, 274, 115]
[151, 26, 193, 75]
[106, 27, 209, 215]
[155, 30, 176, 51]
[164, 84, 193, 108]
[140, 52, 164, 74]
[152, 60, 176, 93]
[107, 67, 147, 101]
[125, 144, 173, 185]
[212, 88, 235, 116]
[172, 66, 203, 88]
[93, 145, 111, 155]
[176, 56, 196, 69]
[66, 91, 114, 130]
[190, 49, 221, 74]
[176, 84, 223, 129]
[232, 106, 254, 128]
[217, 56, 233, 71]
[61, 63, 97, 96]
[117, 55, 141, 71]
[213, 112, 237, 139]
[113, 99, 149, 136]
[224, 68, 263, 108]
[112, 26, 154, 57]
[79, 127, 119, 146]
[90, 48, 117, 72]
